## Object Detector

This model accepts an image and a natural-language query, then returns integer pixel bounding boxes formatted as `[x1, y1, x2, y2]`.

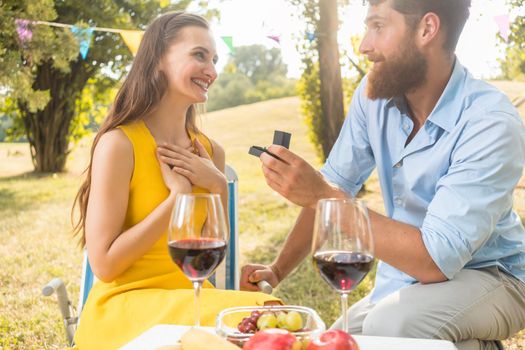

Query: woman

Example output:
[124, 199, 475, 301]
[72, 12, 278, 349]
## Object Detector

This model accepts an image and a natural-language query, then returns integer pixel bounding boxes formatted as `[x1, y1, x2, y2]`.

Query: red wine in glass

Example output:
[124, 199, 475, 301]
[168, 193, 228, 327]
[168, 238, 227, 281]
[313, 251, 373, 293]
[311, 198, 374, 333]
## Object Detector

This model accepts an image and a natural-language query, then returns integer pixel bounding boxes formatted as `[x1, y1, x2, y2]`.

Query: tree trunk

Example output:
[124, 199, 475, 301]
[317, 0, 345, 160]
[19, 59, 93, 173]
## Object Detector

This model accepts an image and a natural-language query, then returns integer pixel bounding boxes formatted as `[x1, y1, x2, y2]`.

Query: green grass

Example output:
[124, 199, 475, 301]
[1, 88, 525, 349]
[0, 171, 82, 349]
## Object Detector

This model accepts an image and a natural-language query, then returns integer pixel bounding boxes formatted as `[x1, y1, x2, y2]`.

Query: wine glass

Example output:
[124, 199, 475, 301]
[168, 193, 228, 327]
[311, 198, 374, 333]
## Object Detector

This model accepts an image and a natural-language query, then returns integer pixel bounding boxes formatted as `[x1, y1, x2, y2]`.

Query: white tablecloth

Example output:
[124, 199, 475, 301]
[120, 324, 457, 350]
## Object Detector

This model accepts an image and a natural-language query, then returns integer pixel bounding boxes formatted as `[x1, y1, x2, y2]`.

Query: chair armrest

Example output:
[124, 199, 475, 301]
[42, 278, 77, 345]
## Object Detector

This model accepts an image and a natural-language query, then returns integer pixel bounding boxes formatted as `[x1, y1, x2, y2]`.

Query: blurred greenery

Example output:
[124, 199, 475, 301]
[498, 0, 525, 81]
[207, 44, 297, 112]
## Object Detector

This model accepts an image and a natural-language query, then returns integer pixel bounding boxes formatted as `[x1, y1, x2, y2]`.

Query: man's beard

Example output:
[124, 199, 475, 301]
[366, 36, 428, 100]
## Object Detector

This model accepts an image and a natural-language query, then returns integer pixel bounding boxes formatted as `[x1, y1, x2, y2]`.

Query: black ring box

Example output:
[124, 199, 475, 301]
[249, 131, 291, 159]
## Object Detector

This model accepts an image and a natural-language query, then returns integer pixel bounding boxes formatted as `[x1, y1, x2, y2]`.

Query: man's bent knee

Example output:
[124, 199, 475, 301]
[362, 299, 437, 338]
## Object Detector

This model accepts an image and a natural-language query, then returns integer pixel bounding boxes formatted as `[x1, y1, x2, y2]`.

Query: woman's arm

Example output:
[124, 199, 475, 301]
[85, 129, 190, 282]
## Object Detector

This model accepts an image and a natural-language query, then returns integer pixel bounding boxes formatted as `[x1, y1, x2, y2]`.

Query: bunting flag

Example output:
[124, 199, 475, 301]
[120, 30, 144, 56]
[221, 36, 234, 53]
[15, 19, 33, 43]
[70, 26, 94, 59]
[267, 35, 280, 44]
[306, 32, 316, 42]
[494, 14, 510, 42]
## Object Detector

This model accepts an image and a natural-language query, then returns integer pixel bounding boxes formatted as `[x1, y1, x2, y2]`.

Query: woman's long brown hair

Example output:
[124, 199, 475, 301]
[72, 12, 209, 247]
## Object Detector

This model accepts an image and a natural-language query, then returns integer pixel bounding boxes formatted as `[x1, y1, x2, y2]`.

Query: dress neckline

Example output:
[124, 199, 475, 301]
[139, 119, 196, 150]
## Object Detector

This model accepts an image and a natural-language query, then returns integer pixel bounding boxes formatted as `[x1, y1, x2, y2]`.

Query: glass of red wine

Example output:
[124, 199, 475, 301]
[168, 193, 228, 327]
[312, 198, 374, 333]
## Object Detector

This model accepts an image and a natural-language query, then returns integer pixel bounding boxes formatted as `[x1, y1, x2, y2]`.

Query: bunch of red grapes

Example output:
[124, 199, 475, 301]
[237, 310, 261, 334]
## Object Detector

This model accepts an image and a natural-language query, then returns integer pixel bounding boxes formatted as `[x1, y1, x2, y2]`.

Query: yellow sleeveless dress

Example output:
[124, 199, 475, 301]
[73, 120, 279, 349]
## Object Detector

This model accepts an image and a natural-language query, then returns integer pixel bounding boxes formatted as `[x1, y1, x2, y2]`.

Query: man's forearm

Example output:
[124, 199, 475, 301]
[271, 207, 316, 282]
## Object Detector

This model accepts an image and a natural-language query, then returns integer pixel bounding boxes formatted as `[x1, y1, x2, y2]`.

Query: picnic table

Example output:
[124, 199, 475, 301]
[120, 324, 458, 350]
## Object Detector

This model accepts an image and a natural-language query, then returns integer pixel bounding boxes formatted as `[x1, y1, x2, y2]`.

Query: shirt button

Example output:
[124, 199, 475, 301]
[394, 161, 402, 168]
[394, 198, 403, 206]
[403, 123, 410, 130]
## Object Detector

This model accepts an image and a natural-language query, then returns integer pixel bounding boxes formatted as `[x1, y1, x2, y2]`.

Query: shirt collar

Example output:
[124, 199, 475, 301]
[426, 58, 467, 133]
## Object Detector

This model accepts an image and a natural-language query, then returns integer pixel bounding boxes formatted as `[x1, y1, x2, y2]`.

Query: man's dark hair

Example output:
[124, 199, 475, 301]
[367, 0, 471, 52]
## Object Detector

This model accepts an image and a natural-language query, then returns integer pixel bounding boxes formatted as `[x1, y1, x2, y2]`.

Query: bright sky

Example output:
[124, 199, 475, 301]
[205, 0, 517, 80]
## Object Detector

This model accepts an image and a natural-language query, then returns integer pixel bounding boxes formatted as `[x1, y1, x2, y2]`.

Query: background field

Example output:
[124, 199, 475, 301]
[1, 81, 524, 348]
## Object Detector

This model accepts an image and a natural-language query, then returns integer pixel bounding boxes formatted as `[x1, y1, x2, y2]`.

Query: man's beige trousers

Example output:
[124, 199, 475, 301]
[332, 267, 525, 350]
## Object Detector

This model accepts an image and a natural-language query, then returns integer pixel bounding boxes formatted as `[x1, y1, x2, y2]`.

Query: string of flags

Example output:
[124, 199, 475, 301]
[13, 19, 285, 59]
[15, 19, 145, 58]
[14, 13, 513, 59]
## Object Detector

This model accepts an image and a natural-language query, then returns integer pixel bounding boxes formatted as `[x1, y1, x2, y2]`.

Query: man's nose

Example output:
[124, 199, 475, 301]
[359, 33, 373, 55]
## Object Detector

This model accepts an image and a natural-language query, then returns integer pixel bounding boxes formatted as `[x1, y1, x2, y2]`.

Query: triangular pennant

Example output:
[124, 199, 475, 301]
[267, 35, 280, 44]
[494, 14, 510, 42]
[71, 26, 94, 59]
[221, 36, 234, 53]
[15, 19, 33, 43]
[306, 32, 316, 42]
[120, 30, 144, 56]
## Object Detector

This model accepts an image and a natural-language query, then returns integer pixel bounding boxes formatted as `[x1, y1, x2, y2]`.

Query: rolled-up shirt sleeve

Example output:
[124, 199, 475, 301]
[320, 78, 376, 197]
[421, 111, 525, 279]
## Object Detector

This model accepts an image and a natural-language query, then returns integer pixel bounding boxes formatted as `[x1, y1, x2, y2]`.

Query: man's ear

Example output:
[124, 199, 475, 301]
[417, 12, 441, 48]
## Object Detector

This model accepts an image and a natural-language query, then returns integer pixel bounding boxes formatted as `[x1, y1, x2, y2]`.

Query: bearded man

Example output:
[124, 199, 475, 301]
[240, 1, 525, 349]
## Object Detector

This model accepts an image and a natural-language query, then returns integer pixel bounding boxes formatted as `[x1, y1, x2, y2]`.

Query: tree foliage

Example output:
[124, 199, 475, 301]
[341, 35, 372, 106]
[0, 0, 216, 172]
[233, 45, 287, 84]
[207, 44, 296, 112]
[499, 0, 525, 81]
[291, 0, 366, 162]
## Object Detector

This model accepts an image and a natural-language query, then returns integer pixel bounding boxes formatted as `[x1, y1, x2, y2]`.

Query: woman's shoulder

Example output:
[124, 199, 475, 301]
[97, 128, 133, 153]
[93, 128, 134, 171]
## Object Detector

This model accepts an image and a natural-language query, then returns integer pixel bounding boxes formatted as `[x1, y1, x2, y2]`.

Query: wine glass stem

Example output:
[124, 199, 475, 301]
[341, 292, 349, 333]
[193, 281, 202, 327]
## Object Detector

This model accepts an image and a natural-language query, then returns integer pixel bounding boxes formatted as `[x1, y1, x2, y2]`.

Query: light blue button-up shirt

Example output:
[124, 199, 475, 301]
[320, 60, 525, 302]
